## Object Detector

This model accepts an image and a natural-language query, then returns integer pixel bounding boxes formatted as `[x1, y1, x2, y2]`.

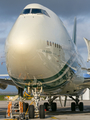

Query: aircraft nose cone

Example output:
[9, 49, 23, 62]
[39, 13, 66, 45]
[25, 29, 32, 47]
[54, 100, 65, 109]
[14, 40, 30, 54]
[9, 38, 33, 55]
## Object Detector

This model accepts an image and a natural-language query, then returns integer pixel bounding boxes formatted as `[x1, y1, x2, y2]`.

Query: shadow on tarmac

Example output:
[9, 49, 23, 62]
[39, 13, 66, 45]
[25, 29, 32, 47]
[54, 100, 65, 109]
[46, 105, 90, 116]
[0, 105, 90, 119]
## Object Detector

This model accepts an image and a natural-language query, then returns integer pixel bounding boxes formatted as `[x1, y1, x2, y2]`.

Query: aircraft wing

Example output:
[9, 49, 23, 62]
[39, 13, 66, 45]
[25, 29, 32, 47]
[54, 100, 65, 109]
[0, 74, 15, 86]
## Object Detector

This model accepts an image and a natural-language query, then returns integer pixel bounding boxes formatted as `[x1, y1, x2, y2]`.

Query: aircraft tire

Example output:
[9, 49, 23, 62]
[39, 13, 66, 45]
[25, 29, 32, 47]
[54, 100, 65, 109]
[29, 105, 34, 118]
[44, 102, 49, 111]
[51, 102, 57, 111]
[79, 102, 83, 111]
[39, 105, 45, 118]
[71, 102, 76, 111]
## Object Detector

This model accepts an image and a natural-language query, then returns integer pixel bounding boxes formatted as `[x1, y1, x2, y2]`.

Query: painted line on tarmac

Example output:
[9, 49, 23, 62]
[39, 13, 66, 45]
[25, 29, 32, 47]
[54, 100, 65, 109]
[4, 119, 17, 120]
[51, 116, 58, 119]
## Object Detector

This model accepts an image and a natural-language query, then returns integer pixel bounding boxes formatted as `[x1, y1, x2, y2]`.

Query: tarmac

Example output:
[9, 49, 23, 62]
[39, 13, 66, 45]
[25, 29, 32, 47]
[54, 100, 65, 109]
[0, 100, 90, 120]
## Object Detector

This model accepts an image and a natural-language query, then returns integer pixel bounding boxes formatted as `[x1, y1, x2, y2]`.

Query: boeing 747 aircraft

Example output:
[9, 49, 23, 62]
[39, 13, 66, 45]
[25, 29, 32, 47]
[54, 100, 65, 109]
[0, 3, 90, 119]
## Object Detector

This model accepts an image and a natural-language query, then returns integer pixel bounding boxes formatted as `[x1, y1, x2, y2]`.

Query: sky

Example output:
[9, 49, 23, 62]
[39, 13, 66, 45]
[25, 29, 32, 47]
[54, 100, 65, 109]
[0, 0, 90, 91]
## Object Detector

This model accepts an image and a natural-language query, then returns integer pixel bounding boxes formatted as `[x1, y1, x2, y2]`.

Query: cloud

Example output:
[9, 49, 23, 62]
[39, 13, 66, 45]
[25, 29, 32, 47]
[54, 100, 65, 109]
[0, 44, 5, 64]
[0, 38, 6, 44]
[0, 0, 90, 18]
[0, 19, 16, 38]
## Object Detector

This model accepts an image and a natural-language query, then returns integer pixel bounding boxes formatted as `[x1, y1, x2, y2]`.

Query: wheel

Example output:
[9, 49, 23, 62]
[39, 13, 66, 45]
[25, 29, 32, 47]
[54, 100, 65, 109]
[71, 102, 76, 111]
[17, 117, 19, 120]
[23, 102, 27, 112]
[29, 105, 34, 118]
[13, 116, 15, 119]
[19, 114, 25, 119]
[23, 102, 29, 112]
[44, 102, 49, 111]
[51, 102, 57, 111]
[79, 102, 83, 111]
[26, 117, 28, 120]
[39, 105, 45, 119]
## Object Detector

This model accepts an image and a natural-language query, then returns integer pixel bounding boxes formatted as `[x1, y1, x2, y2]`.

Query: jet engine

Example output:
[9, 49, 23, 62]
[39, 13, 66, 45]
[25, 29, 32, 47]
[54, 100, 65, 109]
[0, 83, 7, 89]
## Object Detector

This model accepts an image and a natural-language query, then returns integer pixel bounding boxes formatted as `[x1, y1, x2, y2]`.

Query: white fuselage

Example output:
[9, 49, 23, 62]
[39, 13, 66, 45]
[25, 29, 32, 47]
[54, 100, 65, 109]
[5, 4, 86, 96]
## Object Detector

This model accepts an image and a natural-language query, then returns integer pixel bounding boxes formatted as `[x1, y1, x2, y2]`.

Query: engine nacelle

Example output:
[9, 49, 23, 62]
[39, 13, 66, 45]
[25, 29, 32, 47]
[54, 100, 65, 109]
[0, 83, 8, 89]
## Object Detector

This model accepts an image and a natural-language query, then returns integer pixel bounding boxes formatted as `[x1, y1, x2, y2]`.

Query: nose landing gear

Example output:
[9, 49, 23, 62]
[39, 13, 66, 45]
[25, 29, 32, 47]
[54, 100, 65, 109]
[29, 84, 45, 119]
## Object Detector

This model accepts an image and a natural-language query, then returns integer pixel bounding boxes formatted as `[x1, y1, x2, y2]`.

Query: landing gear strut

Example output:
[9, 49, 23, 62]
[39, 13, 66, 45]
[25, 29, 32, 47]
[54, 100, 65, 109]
[18, 87, 23, 97]
[69, 96, 84, 111]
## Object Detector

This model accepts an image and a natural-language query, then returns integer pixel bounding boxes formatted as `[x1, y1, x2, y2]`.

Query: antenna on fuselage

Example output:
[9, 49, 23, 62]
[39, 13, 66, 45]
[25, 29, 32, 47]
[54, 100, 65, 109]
[72, 17, 77, 44]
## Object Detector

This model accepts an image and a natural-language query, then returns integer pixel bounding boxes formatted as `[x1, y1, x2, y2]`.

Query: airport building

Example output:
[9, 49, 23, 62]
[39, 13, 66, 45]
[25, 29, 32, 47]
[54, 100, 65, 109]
[82, 88, 90, 100]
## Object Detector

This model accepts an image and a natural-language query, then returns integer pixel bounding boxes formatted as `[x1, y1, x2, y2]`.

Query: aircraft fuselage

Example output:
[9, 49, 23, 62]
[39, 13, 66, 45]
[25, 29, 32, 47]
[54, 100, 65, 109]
[5, 3, 86, 96]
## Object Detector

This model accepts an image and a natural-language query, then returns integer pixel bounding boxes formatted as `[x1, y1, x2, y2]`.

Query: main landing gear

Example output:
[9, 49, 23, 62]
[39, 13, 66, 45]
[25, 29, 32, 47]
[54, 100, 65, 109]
[44, 96, 57, 112]
[44, 102, 57, 111]
[69, 96, 84, 111]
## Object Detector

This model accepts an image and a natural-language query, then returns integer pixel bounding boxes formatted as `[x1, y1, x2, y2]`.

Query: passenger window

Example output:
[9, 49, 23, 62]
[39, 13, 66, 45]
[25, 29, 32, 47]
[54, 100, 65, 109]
[47, 41, 49, 45]
[50, 42, 52, 46]
[55, 43, 56, 47]
[52, 42, 54, 46]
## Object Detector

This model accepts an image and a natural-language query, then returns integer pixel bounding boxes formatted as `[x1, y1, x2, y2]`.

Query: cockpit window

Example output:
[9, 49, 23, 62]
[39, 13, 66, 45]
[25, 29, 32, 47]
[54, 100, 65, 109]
[21, 9, 31, 14]
[42, 10, 49, 16]
[21, 8, 49, 17]
[31, 9, 49, 17]
[31, 9, 42, 14]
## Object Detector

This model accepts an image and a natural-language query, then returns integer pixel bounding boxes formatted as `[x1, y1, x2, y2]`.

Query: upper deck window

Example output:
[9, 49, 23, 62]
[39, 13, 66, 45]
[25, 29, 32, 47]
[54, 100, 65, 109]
[21, 9, 31, 14]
